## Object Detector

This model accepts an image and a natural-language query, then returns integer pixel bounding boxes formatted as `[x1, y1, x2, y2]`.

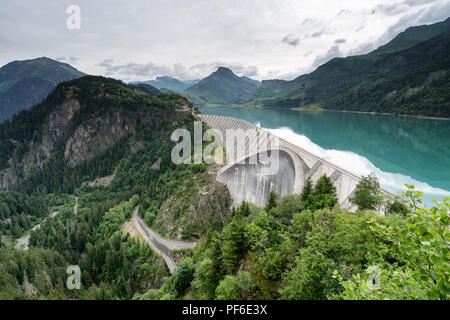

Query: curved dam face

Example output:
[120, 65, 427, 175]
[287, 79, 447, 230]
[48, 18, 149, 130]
[199, 114, 387, 212]
[216, 150, 296, 207]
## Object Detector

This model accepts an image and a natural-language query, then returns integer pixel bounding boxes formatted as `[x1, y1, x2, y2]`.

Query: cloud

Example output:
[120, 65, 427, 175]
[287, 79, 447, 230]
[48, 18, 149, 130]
[97, 59, 114, 67]
[370, 3, 405, 16]
[375, 1, 450, 50]
[347, 42, 376, 55]
[54, 56, 79, 64]
[68, 57, 78, 64]
[338, 9, 351, 16]
[312, 44, 344, 68]
[334, 38, 346, 44]
[282, 34, 300, 46]
[1, 0, 448, 81]
[97, 60, 260, 81]
[310, 30, 325, 38]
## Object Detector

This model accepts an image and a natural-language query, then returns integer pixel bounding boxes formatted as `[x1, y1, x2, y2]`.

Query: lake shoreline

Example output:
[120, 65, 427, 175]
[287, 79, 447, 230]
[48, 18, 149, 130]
[319, 109, 450, 121]
[200, 104, 450, 121]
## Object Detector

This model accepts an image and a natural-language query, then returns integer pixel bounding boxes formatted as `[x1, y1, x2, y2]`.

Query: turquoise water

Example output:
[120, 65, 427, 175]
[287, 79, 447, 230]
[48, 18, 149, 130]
[199, 106, 450, 207]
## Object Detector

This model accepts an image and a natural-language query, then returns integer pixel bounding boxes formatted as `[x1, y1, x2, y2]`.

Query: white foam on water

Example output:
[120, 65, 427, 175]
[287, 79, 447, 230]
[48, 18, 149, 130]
[266, 126, 450, 204]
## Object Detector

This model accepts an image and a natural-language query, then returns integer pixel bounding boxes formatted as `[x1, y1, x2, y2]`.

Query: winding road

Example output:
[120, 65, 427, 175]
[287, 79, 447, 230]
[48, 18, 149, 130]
[132, 206, 198, 274]
[15, 196, 78, 251]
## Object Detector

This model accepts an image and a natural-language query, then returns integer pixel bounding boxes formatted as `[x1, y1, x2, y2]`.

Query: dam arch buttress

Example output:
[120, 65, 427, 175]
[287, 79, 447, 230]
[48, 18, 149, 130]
[199, 114, 387, 212]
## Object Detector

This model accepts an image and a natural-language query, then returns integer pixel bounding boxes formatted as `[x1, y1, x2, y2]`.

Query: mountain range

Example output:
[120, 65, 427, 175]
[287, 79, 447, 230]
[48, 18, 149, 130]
[0, 57, 85, 122]
[182, 67, 261, 106]
[134, 76, 199, 92]
[0, 17, 447, 301]
[0, 18, 449, 123]
[182, 17, 450, 118]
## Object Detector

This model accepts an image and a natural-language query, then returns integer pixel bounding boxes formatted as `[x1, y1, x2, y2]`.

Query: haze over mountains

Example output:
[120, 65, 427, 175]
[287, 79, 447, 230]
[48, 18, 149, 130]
[181, 17, 450, 117]
[250, 17, 450, 117]
[135, 76, 199, 92]
[0, 57, 84, 122]
[0, 17, 449, 121]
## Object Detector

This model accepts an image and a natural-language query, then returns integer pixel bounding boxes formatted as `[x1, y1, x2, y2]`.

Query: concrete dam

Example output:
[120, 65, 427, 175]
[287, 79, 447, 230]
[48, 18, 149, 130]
[199, 114, 373, 212]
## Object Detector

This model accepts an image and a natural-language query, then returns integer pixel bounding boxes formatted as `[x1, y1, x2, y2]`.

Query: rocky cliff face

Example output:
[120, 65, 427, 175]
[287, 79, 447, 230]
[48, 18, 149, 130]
[1, 97, 80, 189]
[0, 93, 135, 190]
[64, 111, 135, 168]
[0, 75, 196, 192]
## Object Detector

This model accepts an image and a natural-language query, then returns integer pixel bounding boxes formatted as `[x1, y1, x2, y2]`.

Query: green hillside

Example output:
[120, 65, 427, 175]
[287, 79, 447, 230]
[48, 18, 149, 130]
[372, 17, 450, 55]
[183, 67, 260, 106]
[0, 75, 231, 299]
[0, 75, 447, 301]
[187, 18, 450, 118]
[255, 31, 450, 117]
[0, 57, 85, 122]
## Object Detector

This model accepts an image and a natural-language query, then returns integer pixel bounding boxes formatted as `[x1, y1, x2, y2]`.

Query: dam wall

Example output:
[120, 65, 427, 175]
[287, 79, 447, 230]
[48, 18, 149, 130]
[199, 114, 381, 212]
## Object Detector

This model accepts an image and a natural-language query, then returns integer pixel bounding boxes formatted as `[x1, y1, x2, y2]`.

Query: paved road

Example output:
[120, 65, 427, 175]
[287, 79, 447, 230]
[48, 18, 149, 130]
[74, 197, 78, 215]
[15, 196, 77, 251]
[15, 235, 30, 251]
[15, 210, 59, 251]
[131, 206, 198, 274]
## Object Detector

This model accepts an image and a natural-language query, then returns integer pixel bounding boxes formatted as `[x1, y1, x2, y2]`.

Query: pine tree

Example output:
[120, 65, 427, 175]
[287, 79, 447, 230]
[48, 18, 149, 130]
[265, 191, 278, 212]
[314, 175, 336, 197]
[301, 178, 313, 202]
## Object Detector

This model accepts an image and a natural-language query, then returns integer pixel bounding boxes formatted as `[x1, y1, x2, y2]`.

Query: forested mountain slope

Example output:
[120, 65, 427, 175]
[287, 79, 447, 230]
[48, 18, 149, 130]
[0, 75, 231, 299]
[253, 30, 450, 117]
[0, 75, 446, 300]
[184, 18, 450, 117]
[0, 57, 84, 122]
[183, 67, 260, 106]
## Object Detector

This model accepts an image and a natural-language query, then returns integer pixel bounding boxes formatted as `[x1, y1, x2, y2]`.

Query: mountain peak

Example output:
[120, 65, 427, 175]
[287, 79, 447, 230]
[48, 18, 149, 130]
[183, 67, 260, 105]
[0, 57, 84, 121]
[215, 67, 234, 76]
[156, 76, 176, 81]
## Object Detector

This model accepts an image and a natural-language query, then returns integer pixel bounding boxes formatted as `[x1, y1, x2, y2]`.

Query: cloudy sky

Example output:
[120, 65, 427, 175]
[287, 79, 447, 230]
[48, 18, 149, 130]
[1, 0, 449, 81]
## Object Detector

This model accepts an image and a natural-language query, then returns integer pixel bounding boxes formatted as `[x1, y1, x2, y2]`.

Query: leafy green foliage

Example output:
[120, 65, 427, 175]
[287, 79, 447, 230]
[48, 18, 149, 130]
[1, 75, 195, 195]
[300, 178, 313, 202]
[350, 173, 383, 211]
[0, 247, 69, 299]
[139, 191, 404, 300]
[26, 194, 169, 299]
[215, 275, 239, 300]
[172, 258, 195, 298]
[302, 175, 338, 211]
[368, 187, 449, 299]
[247, 23, 450, 118]
[0, 191, 47, 237]
[336, 186, 449, 300]
[265, 190, 278, 212]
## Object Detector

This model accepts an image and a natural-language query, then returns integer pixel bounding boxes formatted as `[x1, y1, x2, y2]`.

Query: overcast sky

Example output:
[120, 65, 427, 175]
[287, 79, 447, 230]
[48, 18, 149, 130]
[1, 0, 449, 81]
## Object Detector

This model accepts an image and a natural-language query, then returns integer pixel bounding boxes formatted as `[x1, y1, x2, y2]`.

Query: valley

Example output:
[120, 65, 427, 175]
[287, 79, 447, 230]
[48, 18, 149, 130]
[0, 11, 448, 302]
